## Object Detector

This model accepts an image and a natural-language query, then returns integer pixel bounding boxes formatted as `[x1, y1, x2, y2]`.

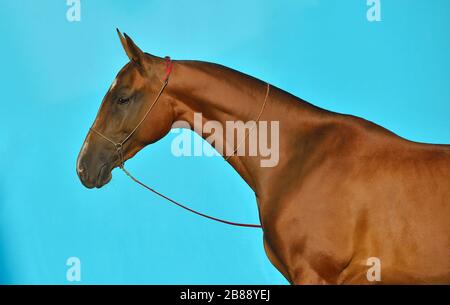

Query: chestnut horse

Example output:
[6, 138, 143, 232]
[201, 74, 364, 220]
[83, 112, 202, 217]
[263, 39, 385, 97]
[77, 30, 450, 284]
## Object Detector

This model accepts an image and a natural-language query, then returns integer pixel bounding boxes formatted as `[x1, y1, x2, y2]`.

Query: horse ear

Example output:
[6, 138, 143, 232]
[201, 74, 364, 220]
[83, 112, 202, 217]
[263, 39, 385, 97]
[116, 28, 134, 60]
[123, 32, 146, 65]
[116, 29, 146, 67]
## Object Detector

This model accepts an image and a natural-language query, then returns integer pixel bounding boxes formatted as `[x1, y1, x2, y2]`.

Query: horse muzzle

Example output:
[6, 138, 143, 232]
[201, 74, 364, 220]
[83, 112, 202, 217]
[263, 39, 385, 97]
[76, 141, 114, 188]
[77, 158, 113, 189]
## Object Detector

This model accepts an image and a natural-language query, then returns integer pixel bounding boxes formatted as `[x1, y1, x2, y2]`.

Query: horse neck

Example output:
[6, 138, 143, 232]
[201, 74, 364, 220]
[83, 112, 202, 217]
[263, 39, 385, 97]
[163, 60, 326, 196]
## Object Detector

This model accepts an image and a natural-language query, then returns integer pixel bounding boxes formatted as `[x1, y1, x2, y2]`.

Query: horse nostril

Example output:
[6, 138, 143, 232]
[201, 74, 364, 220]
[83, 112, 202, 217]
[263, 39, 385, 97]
[77, 162, 88, 180]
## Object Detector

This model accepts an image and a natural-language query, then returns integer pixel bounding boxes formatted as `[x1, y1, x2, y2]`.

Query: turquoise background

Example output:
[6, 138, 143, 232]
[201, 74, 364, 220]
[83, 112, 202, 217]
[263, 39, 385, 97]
[0, 0, 449, 284]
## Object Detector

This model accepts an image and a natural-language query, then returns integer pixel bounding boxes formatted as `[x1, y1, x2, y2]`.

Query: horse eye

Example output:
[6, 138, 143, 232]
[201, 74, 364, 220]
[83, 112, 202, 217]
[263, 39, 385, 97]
[117, 97, 130, 105]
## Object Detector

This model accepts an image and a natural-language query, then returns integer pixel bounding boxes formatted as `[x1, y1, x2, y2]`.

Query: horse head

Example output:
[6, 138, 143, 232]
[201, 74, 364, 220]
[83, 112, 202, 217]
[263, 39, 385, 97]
[76, 30, 174, 188]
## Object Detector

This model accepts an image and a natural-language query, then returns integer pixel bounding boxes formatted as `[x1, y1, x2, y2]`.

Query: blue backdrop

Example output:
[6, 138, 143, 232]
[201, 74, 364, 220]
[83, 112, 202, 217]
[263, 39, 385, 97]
[0, 0, 449, 284]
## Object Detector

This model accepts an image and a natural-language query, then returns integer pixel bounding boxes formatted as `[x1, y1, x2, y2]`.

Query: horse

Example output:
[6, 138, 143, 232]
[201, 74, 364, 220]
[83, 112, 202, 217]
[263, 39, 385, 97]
[76, 30, 450, 284]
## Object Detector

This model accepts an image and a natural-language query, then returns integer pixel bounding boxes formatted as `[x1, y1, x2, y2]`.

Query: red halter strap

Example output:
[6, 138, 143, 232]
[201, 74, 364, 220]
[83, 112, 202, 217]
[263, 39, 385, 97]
[163, 56, 173, 82]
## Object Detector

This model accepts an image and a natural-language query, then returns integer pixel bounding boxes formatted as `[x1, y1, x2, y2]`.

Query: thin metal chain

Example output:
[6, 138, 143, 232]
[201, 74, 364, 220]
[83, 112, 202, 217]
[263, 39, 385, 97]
[88, 58, 262, 228]
[224, 83, 270, 161]
[90, 78, 169, 168]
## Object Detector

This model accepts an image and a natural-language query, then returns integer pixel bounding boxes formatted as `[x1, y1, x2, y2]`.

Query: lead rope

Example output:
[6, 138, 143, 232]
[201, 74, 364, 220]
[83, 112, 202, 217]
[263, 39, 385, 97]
[120, 166, 262, 228]
[91, 57, 262, 229]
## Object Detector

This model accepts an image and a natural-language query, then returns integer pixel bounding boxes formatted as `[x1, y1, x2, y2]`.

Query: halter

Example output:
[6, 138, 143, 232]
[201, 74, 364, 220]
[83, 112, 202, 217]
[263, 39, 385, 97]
[90, 56, 173, 169]
[88, 56, 263, 228]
